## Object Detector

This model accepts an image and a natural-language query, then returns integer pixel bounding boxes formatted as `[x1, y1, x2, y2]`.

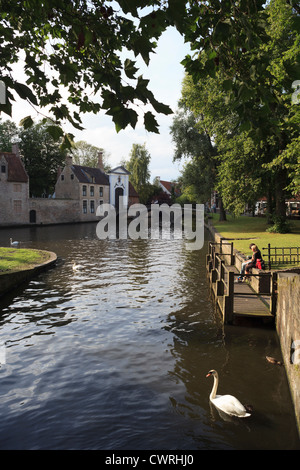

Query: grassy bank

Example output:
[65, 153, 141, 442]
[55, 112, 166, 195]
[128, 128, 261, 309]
[0, 247, 51, 273]
[210, 214, 300, 267]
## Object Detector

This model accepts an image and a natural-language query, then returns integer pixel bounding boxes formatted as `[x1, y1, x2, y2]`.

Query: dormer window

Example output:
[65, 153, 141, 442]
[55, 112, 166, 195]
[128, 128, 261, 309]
[1, 164, 6, 173]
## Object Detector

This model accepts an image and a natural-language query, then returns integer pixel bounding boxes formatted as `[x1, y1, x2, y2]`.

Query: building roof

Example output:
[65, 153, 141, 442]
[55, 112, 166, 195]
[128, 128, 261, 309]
[129, 182, 139, 198]
[71, 165, 109, 185]
[108, 166, 131, 175]
[0, 152, 28, 183]
[159, 179, 181, 196]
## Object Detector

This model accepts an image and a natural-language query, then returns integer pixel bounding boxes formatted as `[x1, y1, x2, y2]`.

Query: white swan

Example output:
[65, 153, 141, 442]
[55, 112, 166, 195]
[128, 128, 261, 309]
[206, 370, 251, 418]
[10, 238, 20, 247]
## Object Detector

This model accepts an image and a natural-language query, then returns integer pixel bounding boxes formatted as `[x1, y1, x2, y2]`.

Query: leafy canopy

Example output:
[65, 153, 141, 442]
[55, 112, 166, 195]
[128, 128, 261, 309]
[1, 0, 299, 148]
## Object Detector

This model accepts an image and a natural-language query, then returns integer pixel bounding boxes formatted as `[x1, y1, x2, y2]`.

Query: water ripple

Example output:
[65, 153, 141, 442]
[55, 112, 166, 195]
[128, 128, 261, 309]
[0, 225, 298, 450]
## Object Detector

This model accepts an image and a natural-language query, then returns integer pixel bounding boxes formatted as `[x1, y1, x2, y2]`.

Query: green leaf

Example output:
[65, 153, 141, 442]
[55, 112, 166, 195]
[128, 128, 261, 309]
[150, 98, 173, 115]
[19, 115, 34, 129]
[117, 0, 139, 17]
[213, 21, 231, 43]
[14, 82, 38, 105]
[46, 125, 64, 140]
[222, 79, 233, 91]
[0, 100, 12, 117]
[133, 36, 155, 65]
[124, 59, 139, 79]
[60, 133, 74, 151]
[237, 84, 253, 101]
[144, 111, 159, 133]
[127, 109, 138, 129]
[239, 120, 252, 132]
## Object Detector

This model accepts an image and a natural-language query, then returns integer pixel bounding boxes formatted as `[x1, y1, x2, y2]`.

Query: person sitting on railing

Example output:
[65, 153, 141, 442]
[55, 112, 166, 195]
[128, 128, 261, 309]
[238, 243, 263, 281]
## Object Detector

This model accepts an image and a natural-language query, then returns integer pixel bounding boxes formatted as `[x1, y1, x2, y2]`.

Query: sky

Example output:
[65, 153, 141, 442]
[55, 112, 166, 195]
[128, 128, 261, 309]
[8, 27, 191, 183]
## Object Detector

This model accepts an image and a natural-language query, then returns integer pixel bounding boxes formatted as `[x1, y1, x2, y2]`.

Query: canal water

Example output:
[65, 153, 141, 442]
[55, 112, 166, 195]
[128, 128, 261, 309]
[0, 223, 299, 450]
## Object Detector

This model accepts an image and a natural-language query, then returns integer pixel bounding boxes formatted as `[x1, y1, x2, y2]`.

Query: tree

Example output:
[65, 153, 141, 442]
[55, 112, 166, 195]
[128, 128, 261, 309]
[0, 0, 173, 142]
[170, 109, 216, 205]
[126, 143, 151, 204]
[18, 121, 67, 197]
[171, 72, 234, 220]
[2, 1, 299, 144]
[0, 118, 18, 151]
[72, 140, 111, 170]
[172, 0, 299, 230]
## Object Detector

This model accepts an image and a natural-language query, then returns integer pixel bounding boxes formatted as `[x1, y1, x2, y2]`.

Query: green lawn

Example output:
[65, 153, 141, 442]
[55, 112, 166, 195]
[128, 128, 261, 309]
[210, 213, 300, 268]
[0, 247, 50, 273]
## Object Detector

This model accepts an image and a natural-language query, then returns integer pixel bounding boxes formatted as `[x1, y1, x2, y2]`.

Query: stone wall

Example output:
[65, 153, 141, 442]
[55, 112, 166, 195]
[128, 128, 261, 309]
[29, 199, 80, 225]
[276, 272, 300, 433]
[0, 181, 29, 225]
[0, 250, 57, 297]
[29, 198, 106, 224]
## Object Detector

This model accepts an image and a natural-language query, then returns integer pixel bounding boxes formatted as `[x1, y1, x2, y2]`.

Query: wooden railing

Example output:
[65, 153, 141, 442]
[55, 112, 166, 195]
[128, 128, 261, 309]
[262, 243, 300, 269]
[206, 242, 277, 324]
[207, 240, 235, 266]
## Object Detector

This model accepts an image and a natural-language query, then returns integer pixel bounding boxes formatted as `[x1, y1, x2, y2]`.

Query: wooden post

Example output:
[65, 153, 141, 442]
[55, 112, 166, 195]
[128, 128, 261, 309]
[224, 271, 234, 324]
[216, 260, 225, 296]
[268, 243, 271, 270]
[211, 268, 218, 284]
[206, 254, 212, 272]
[271, 272, 278, 315]
[230, 241, 234, 265]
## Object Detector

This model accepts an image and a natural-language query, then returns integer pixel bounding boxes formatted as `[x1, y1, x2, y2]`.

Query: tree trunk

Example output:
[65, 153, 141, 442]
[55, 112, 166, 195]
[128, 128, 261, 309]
[275, 168, 287, 221]
[218, 196, 227, 221]
[266, 186, 274, 224]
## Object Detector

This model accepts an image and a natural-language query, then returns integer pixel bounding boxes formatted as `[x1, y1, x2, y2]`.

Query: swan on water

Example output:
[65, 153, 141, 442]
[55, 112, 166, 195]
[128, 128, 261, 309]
[206, 369, 251, 418]
[10, 238, 20, 247]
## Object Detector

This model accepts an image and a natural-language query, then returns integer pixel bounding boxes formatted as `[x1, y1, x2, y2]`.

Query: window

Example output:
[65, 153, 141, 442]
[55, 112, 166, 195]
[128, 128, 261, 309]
[83, 200, 87, 213]
[61, 174, 64, 181]
[13, 200, 22, 213]
[99, 186, 103, 197]
[90, 200, 95, 213]
[1, 165, 6, 173]
[13, 184, 22, 192]
[90, 185, 94, 196]
[71, 173, 74, 180]
[82, 185, 87, 196]
[99, 200, 104, 206]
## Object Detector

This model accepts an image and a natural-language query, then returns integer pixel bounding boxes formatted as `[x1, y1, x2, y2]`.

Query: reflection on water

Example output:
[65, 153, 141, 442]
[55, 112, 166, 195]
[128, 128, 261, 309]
[0, 223, 299, 450]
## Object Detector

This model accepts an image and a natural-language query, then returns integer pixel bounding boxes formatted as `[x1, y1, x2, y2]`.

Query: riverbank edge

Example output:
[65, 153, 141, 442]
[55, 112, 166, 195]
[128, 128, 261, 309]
[0, 249, 57, 297]
[205, 220, 300, 437]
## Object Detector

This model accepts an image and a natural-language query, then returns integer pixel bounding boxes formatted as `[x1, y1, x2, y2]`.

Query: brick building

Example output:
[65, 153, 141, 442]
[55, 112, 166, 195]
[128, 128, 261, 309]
[0, 148, 139, 226]
[0, 145, 29, 225]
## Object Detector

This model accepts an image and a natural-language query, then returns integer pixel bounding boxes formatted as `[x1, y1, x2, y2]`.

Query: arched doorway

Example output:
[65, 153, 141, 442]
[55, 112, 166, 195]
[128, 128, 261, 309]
[115, 187, 124, 213]
[29, 209, 36, 223]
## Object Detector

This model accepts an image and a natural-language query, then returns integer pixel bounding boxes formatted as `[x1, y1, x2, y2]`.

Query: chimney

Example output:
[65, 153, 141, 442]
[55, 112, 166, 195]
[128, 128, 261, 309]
[66, 154, 73, 166]
[12, 143, 21, 158]
[98, 151, 104, 171]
